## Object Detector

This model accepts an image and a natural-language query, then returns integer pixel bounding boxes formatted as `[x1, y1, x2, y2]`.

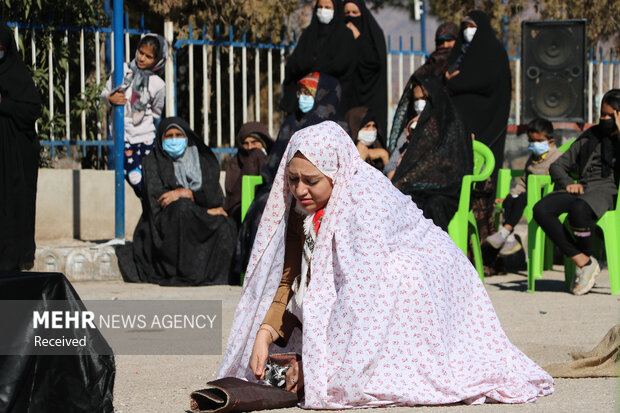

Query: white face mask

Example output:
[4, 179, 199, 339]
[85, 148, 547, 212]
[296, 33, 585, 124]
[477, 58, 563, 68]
[463, 27, 477, 43]
[357, 130, 377, 146]
[414, 99, 427, 114]
[316, 8, 335, 24]
[0, 49, 5, 60]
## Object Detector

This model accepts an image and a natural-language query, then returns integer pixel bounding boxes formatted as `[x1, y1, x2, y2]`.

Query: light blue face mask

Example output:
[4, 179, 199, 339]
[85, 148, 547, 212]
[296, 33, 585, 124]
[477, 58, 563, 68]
[163, 137, 187, 158]
[528, 141, 550, 156]
[298, 95, 315, 113]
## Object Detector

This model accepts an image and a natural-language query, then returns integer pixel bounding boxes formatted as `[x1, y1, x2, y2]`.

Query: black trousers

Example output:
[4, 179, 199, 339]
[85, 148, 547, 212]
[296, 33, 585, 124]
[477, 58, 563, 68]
[502, 193, 527, 228]
[533, 192, 598, 257]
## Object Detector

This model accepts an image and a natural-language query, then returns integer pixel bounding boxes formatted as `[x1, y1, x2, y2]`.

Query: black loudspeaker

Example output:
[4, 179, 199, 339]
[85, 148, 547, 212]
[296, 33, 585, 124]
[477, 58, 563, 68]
[522, 20, 586, 123]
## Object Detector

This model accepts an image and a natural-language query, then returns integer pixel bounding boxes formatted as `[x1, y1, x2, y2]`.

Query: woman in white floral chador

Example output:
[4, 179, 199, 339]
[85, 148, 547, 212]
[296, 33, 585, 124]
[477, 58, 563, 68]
[218, 121, 553, 408]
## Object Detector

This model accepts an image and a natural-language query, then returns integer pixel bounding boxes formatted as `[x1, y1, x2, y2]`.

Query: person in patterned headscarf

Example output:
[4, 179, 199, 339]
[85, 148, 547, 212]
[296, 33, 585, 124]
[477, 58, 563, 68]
[218, 121, 553, 408]
[101, 33, 167, 197]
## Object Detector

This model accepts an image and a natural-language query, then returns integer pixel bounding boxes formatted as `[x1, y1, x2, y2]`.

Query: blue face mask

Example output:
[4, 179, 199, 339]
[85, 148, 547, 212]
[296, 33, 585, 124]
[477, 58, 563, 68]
[162, 137, 187, 158]
[528, 141, 550, 156]
[298, 95, 315, 113]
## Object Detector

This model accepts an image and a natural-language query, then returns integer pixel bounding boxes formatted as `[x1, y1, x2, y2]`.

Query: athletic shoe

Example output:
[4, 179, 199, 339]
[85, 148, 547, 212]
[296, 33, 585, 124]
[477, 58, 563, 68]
[486, 232, 507, 249]
[499, 238, 522, 256]
[571, 257, 600, 296]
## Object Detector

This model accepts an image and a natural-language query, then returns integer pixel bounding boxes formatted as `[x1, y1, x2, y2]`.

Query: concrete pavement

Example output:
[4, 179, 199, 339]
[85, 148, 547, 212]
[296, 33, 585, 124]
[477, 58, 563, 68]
[69, 266, 619, 413]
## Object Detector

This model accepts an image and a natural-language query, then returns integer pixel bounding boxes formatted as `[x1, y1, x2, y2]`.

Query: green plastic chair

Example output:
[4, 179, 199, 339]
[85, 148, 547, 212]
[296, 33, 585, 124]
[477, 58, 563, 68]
[239, 175, 264, 286]
[241, 175, 263, 222]
[494, 140, 575, 290]
[523, 140, 576, 291]
[447, 140, 495, 281]
[524, 140, 619, 294]
[528, 182, 620, 294]
[589, 190, 620, 295]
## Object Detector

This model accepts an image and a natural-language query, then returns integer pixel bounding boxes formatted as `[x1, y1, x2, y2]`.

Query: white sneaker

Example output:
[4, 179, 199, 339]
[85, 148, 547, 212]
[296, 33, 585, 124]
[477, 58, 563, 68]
[486, 232, 507, 249]
[571, 257, 600, 296]
[499, 237, 522, 256]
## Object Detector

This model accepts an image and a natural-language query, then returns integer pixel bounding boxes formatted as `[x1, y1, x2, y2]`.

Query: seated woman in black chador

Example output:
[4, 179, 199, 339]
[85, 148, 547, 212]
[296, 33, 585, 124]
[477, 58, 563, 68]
[224, 121, 273, 228]
[390, 74, 473, 232]
[344, 106, 388, 171]
[117, 117, 236, 286]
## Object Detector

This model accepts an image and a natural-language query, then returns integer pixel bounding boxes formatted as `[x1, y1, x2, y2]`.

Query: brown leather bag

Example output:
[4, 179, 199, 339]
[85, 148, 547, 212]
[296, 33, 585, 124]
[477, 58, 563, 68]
[189, 377, 299, 413]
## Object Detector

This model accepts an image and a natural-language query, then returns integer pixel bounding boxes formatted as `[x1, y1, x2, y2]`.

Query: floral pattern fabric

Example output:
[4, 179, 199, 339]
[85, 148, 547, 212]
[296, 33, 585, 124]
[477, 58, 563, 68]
[218, 121, 553, 408]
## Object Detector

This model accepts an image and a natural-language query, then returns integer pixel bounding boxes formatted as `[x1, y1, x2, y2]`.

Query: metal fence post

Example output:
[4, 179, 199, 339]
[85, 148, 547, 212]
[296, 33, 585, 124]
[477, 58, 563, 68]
[588, 49, 593, 124]
[386, 36, 392, 135]
[188, 24, 195, 130]
[515, 43, 521, 125]
[113, 0, 125, 239]
[164, 21, 175, 117]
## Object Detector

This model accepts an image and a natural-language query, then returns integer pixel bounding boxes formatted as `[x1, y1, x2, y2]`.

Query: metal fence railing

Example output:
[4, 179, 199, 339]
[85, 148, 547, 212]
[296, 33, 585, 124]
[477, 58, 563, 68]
[6, 20, 620, 162]
[7, 15, 148, 160]
[171, 25, 296, 148]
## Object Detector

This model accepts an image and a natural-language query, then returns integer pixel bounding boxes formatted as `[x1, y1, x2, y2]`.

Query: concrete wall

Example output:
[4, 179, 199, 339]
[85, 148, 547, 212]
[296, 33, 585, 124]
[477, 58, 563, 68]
[37, 133, 580, 242]
[35, 169, 228, 241]
[35, 169, 142, 240]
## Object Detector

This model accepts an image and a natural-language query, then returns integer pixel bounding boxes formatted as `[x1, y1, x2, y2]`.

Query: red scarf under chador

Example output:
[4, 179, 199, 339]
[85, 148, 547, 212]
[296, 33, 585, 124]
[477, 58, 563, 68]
[313, 207, 324, 235]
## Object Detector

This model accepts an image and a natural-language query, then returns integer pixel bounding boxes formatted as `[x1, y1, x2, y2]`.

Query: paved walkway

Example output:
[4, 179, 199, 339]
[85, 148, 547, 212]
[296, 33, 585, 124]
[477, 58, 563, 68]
[70, 266, 619, 413]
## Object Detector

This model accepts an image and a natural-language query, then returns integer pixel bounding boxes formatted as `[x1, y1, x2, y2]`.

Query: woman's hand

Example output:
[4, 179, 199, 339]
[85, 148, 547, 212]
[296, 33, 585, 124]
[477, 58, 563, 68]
[445, 70, 460, 81]
[157, 188, 194, 208]
[249, 325, 277, 380]
[493, 198, 505, 206]
[566, 183, 584, 195]
[108, 90, 127, 106]
[368, 148, 389, 165]
[284, 360, 303, 393]
[346, 22, 360, 39]
[356, 141, 369, 160]
[206, 206, 228, 216]
[405, 115, 420, 138]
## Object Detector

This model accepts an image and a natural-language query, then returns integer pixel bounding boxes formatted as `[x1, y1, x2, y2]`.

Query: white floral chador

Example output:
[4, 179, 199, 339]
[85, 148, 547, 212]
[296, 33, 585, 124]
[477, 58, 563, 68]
[218, 121, 553, 408]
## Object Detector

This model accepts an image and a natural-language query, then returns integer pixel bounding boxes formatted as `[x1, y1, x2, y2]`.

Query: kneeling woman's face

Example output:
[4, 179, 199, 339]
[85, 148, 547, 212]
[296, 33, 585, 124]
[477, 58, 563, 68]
[287, 154, 333, 212]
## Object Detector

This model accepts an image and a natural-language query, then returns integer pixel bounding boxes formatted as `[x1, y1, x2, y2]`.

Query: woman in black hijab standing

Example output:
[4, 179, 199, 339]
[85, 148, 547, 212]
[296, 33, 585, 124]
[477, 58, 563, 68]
[0, 22, 42, 271]
[280, 0, 356, 115]
[445, 10, 511, 248]
[445, 11, 511, 174]
[343, 0, 388, 141]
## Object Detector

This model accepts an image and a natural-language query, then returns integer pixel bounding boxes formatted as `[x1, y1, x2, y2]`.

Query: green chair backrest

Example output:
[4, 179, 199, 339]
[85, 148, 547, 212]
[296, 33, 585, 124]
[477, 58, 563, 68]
[453, 140, 495, 225]
[472, 140, 495, 180]
[557, 139, 575, 153]
[241, 175, 264, 222]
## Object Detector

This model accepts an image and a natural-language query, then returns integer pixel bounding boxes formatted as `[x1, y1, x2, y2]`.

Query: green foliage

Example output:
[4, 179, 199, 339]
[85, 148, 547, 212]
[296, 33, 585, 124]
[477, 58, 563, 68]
[125, 0, 298, 43]
[370, 0, 619, 51]
[534, 0, 620, 53]
[1, 0, 105, 26]
[2, 1, 109, 167]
